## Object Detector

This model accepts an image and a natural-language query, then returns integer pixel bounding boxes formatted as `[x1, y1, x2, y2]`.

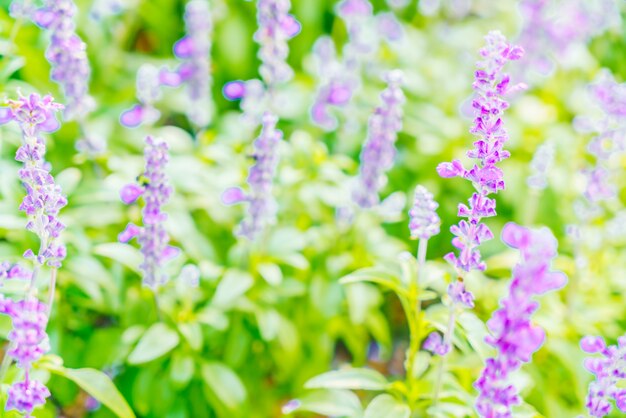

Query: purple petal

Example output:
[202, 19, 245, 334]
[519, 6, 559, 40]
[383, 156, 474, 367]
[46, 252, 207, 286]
[174, 36, 194, 59]
[120, 105, 144, 128]
[0, 108, 13, 125]
[222, 187, 247, 205]
[223, 81, 246, 100]
[118, 223, 140, 243]
[120, 183, 144, 204]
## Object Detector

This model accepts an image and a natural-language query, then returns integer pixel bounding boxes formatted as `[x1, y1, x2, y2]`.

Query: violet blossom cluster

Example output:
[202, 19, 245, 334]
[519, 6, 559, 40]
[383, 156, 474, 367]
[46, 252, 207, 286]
[580, 336, 626, 417]
[120, 64, 164, 128]
[352, 70, 405, 208]
[310, 0, 403, 130]
[223, 0, 300, 128]
[574, 70, 626, 205]
[437, 31, 524, 274]
[408, 185, 440, 240]
[222, 113, 283, 240]
[0, 93, 67, 416]
[474, 223, 567, 418]
[119, 136, 180, 288]
[172, 0, 214, 127]
[517, 0, 619, 77]
[527, 142, 555, 190]
[24, 0, 95, 121]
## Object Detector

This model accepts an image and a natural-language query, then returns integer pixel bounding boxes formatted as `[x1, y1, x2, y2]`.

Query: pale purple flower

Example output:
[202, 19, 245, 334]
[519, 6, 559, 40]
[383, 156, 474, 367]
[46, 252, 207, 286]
[173, 0, 213, 127]
[581, 335, 626, 417]
[353, 70, 405, 208]
[423, 332, 450, 356]
[408, 185, 440, 240]
[1, 93, 67, 268]
[474, 223, 567, 417]
[0, 262, 31, 286]
[223, 80, 246, 101]
[437, 31, 525, 273]
[30, 0, 95, 121]
[517, 0, 619, 77]
[254, 0, 300, 88]
[120, 64, 162, 128]
[119, 136, 179, 288]
[223, 113, 282, 240]
[527, 142, 554, 190]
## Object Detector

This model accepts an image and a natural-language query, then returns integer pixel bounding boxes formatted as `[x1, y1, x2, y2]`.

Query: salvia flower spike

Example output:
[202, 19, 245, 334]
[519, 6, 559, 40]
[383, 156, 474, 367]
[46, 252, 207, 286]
[255, 0, 300, 89]
[474, 223, 567, 417]
[581, 335, 626, 417]
[409, 185, 441, 240]
[30, 0, 95, 121]
[0, 93, 67, 416]
[223, 112, 283, 240]
[437, 31, 525, 276]
[119, 136, 179, 289]
[173, 0, 214, 127]
[353, 70, 405, 208]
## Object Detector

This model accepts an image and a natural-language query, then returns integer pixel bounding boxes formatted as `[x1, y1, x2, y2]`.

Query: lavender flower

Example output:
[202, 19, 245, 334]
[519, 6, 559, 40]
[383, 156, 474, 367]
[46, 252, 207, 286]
[437, 31, 525, 274]
[353, 70, 405, 208]
[222, 113, 282, 240]
[474, 223, 567, 417]
[581, 336, 626, 417]
[423, 332, 450, 356]
[173, 0, 214, 127]
[0, 93, 66, 416]
[254, 0, 300, 88]
[527, 142, 554, 190]
[119, 136, 179, 288]
[29, 0, 95, 121]
[2, 93, 67, 268]
[409, 185, 440, 240]
[120, 64, 163, 128]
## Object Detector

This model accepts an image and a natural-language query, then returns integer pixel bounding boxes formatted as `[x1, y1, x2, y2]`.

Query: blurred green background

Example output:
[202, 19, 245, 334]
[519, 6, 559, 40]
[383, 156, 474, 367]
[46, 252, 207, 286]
[0, 0, 625, 417]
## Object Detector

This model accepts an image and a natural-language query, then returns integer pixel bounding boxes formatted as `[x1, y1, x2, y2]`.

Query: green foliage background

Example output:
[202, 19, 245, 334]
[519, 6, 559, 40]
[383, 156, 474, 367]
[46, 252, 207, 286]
[0, 0, 625, 417]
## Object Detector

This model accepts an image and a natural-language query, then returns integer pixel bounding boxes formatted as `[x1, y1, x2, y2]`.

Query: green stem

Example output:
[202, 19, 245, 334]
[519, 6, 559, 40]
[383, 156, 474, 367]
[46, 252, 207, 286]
[433, 304, 456, 405]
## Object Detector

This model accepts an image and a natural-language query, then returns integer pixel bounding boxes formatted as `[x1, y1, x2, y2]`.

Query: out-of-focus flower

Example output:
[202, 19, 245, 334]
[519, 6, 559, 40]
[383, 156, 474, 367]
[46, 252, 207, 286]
[527, 142, 555, 190]
[119, 137, 179, 288]
[408, 185, 440, 240]
[474, 223, 567, 417]
[437, 31, 525, 274]
[173, 0, 214, 127]
[120, 64, 163, 128]
[423, 332, 450, 356]
[30, 0, 95, 121]
[581, 335, 626, 417]
[255, 0, 300, 88]
[353, 70, 405, 208]
[223, 113, 282, 240]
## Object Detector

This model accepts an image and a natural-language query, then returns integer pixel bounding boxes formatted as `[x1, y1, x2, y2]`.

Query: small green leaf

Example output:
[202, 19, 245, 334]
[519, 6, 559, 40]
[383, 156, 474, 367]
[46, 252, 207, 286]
[170, 352, 195, 388]
[127, 323, 180, 365]
[287, 389, 363, 417]
[364, 394, 410, 418]
[201, 361, 247, 410]
[211, 269, 253, 309]
[305, 368, 388, 391]
[257, 263, 283, 286]
[42, 365, 135, 418]
[340, 268, 407, 297]
[94, 243, 142, 273]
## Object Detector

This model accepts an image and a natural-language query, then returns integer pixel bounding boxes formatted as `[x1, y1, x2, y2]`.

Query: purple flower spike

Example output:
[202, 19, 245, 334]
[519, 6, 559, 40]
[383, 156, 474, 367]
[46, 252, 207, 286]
[173, 0, 213, 126]
[409, 185, 440, 240]
[226, 113, 283, 240]
[31, 0, 95, 121]
[438, 31, 524, 274]
[119, 137, 177, 288]
[255, 0, 300, 87]
[353, 70, 405, 208]
[474, 223, 566, 418]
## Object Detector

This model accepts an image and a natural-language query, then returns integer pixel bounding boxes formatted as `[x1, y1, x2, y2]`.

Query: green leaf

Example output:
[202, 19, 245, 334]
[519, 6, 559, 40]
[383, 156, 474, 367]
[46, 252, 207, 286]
[364, 394, 410, 418]
[42, 365, 135, 418]
[257, 263, 283, 286]
[127, 323, 180, 365]
[93, 243, 142, 273]
[211, 269, 254, 309]
[201, 361, 247, 410]
[170, 352, 195, 388]
[305, 368, 388, 391]
[288, 389, 363, 417]
[340, 268, 407, 297]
